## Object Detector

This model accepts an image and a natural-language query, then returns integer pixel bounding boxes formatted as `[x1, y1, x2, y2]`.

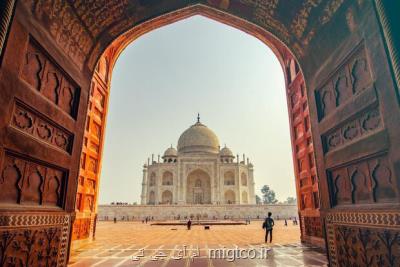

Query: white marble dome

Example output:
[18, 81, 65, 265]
[220, 145, 234, 157]
[163, 146, 177, 158]
[177, 121, 220, 154]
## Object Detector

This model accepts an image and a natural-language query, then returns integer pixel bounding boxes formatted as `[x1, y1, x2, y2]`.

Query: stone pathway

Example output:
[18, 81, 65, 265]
[69, 221, 328, 266]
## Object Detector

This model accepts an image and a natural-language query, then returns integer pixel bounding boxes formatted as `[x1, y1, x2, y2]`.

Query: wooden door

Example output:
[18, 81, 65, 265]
[0, 2, 89, 266]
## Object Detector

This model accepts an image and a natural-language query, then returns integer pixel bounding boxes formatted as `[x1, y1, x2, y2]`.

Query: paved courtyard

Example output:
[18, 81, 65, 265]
[69, 221, 328, 266]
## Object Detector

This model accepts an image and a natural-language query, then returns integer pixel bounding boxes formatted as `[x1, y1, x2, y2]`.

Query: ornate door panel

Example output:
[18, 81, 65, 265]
[306, 2, 400, 266]
[72, 56, 110, 249]
[285, 57, 324, 247]
[0, 3, 89, 266]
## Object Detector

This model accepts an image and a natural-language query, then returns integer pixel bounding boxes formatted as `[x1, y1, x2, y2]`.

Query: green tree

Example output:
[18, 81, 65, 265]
[285, 197, 296, 204]
[261, 185, 278, 204]
[255, 195, 262, 204]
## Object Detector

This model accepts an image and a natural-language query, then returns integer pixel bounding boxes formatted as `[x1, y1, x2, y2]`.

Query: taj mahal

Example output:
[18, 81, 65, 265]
[141, 115, 256, 205]
[99, 115, 297, 221]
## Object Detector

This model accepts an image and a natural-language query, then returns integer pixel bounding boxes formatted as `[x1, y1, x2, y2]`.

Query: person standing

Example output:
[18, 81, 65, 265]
[263, 212, 275, 243]
[187, 219, 192, 230]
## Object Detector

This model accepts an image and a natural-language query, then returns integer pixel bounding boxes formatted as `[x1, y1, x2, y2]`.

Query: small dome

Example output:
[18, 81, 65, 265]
[163, 146, 177, 158]
[177, 116, 220, 154]
[220, 145, 234, 157]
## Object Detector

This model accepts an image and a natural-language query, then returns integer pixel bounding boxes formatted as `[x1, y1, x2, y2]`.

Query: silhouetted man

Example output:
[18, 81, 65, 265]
[263, 212, 274, 243]
[187, 219, 192, 230]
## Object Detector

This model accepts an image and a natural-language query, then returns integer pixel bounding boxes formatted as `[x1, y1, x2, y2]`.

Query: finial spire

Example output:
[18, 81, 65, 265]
[197, 113, 200, 123]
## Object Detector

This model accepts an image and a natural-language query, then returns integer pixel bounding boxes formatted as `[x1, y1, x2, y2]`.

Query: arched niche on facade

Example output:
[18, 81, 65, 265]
[149, 172, 156, 186]
[242, 191, 248, 204]
[241, 173, 247, 186]
[186, 169, 211, 204]
[162, 171, 173, 186]
[225, 190, 236, 204]
[161, 190, 173, 204]
[224, 171, 235, 186]
[148, 191, 155, 205]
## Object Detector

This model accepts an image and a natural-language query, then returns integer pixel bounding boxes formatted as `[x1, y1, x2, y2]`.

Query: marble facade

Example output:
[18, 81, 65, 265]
[141, 116, 256, 205]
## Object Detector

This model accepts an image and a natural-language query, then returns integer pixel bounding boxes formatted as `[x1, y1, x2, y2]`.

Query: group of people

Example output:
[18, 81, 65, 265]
[284, 217, 298, 226]
[110, 202, 131, 205]
[108, 212, 291, 245]
[142, 216, 154, 224]
[184, 212, 281, 244]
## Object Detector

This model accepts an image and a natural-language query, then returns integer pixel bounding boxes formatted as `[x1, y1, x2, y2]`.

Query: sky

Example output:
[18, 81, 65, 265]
[99, 15, 295, 204]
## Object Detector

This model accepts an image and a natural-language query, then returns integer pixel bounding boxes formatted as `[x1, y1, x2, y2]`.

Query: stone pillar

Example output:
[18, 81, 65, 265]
[140, 164, 148, 204]
[236, 164, 240, 205]
[215, 160, 220, 204]
[248, 165, 255, 204]
[210, 163, 215, 204]
[156, 169, 161, 204]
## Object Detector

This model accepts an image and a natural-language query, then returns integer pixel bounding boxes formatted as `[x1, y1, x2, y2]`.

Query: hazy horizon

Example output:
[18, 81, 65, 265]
[99, 15, 296, 204]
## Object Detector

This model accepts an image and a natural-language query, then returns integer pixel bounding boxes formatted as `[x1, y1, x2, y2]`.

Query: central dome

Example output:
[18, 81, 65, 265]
[177, 118, 220, 154]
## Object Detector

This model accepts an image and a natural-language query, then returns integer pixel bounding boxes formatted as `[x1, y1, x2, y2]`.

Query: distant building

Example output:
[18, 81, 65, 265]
[141, 116, 256, 205]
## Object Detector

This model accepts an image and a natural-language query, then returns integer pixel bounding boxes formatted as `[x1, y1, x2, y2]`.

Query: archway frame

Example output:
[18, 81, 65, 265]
[0, 1, 399, 267]
[76, 2, 324, 250]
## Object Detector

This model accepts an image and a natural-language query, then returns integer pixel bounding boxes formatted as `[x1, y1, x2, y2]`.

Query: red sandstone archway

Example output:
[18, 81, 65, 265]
[76, 4, 323, 249]
[0, 1, 399, 266]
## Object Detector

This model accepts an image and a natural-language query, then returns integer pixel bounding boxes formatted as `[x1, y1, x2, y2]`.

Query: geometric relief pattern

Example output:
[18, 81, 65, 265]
[11, 101, 73, 153]
[21, 40, 80, 118]
[334, 225, 399, 267]
[304, 216, 323, 238]
[328, 155, 398, 206]
[316, 44, 372, 120]
[323, 107, 382, 152]
[0, 153, 66, 207]
[326, 212, 400, 227]
[0, 214, 70, 267]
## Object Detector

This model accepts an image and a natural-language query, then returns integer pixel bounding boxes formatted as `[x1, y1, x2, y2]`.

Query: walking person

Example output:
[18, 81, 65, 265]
[263, 212, 275, 243]
[187, 219, 192, 230]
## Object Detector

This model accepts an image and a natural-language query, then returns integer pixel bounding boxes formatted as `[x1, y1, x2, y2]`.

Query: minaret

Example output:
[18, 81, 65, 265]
[140, 163, 148, 205]
[248, 162, 256, 204]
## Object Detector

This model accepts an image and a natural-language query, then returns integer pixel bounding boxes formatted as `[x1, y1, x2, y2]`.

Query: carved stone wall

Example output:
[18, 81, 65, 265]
[21, 39, 80, 118]
[71, 54, 110, 248]
[326, 212, 400, 267]
[0, 153, 66, 207]
[0, 213, 70, 267]
[308, 1, 400, 266]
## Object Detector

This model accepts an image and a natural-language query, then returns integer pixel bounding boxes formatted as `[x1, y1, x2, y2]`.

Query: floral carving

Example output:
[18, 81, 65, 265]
[11, 102, 73, 153]
[36, 123, 52, 140]
[323, 108, 382, 153]
[54, 132, 68, 149]
[343, 123, 358, 140]
[362, 109, 380, 131]
[334, 225, 400, 267]
[14, 111, 33, 130]
[0, 227, 62, 267]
